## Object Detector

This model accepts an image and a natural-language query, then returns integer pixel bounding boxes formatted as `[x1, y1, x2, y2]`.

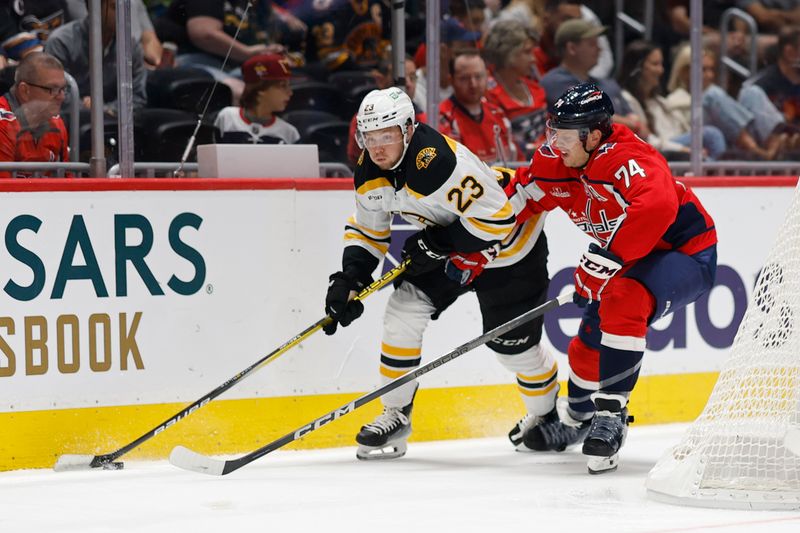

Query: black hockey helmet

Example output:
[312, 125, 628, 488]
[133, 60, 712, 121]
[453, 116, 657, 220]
[549, 82, 614, 137]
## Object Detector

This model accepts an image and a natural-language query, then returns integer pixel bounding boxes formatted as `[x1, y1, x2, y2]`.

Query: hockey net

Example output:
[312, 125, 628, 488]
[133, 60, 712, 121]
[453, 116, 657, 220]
[646, 180, 800, 510]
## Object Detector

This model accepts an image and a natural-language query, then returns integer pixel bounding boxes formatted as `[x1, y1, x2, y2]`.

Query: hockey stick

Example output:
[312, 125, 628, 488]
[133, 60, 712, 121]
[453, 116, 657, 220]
[54, 260, 408, 472]
[169, 291, 573, 476]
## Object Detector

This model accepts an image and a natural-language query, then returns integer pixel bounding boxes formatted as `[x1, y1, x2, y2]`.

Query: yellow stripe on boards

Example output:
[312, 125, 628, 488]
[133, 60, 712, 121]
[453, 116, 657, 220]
[0, 372, 720, 471]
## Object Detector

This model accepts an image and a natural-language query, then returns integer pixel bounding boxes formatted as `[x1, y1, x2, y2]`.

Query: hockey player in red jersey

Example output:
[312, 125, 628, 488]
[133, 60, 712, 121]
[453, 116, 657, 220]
[507, 83, 718, 474]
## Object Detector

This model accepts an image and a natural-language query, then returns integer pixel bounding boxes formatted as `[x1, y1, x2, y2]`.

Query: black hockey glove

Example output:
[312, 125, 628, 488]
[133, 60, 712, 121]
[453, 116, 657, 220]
[401, 229, 448, 277]
[324, 271, 366, 335]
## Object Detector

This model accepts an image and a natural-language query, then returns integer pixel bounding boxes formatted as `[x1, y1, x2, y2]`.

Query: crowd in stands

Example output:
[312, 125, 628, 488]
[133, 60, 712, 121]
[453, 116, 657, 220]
[1, 0, 800, 177]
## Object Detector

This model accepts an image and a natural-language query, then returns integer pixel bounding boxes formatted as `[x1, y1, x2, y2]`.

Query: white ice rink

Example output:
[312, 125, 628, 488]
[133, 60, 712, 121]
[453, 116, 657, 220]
[3, 424, 800, 533]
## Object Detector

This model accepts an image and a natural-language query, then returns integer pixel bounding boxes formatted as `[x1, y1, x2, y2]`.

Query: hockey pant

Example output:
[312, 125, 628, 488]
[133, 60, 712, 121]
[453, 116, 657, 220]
[566, 247, 717, 421]
[379, 235, 557, 416]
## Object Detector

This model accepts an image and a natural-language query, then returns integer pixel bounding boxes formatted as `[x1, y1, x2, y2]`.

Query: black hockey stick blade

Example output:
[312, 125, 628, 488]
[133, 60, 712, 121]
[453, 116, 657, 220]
[54, 260, 408, 472]
[169, 292, 573, 476]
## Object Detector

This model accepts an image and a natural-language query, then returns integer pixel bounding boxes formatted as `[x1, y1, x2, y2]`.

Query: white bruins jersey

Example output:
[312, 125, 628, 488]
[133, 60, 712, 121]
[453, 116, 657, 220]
[344, 122, 545, 272]
[213, 107, 300, 145]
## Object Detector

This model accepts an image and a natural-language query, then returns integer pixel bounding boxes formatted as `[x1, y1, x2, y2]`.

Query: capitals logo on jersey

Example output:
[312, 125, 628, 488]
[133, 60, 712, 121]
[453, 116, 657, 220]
[594, 142, 617, 159]
[582, 179, 607, 202]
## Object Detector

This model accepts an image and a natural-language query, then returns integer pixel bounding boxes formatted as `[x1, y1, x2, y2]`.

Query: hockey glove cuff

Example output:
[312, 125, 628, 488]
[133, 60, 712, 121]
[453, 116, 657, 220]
[324, 271, 366, 335]
[573, 243, 623, 307]
[445, 244, 501, 286]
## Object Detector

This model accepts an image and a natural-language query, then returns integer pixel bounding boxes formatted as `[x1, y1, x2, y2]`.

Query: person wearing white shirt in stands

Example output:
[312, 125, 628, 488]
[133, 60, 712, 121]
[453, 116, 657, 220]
[214, 54, 299, 145]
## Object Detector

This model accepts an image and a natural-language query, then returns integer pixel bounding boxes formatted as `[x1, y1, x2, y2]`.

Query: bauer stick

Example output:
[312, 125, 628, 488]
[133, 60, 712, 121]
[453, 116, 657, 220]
[169, 291, 574, 476]
[54, 260, 409, 472]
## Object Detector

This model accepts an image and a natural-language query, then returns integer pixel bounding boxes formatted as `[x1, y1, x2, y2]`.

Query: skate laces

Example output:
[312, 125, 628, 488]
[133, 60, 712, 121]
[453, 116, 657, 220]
[363, 408, 409, 435]
[515, 413, 537, 432]
[539, 414, 581, 446]
[588, 410, 625, 441]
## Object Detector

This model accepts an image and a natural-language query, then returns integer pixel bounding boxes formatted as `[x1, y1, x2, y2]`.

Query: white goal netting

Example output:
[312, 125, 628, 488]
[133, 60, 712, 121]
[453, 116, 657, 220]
[646, 180, 800, 510]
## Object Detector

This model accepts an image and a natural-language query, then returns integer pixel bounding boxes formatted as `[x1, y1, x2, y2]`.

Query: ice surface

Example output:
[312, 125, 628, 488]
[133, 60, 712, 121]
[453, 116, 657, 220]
[2, 424, 800, 532]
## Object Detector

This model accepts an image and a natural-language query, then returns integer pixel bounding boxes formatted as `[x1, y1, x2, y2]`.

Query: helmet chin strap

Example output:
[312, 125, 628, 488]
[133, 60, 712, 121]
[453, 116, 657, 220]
[389, 122, 415, 171]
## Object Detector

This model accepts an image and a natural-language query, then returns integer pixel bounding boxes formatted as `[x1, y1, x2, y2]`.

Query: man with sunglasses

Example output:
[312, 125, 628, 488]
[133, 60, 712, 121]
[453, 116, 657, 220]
[0, 52, 69, 178]
[324, 87, 554, 461]
[507, 83, 718, 474]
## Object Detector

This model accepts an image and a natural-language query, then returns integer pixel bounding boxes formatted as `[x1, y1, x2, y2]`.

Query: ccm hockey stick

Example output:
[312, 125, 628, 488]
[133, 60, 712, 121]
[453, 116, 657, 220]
[169, 291, 573, 476]
[54, 260, 408, 472]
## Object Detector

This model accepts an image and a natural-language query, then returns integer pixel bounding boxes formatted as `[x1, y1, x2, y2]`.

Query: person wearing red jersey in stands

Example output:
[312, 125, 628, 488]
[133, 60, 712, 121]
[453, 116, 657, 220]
[483, 19, 548, 158]
[439, 50, 516, 164]
[506, 83, 717, 475]
[0, 52, 69, 178]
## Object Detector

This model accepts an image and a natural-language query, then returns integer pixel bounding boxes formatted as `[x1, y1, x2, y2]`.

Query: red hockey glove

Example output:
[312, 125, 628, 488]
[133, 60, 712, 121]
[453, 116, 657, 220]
[573, 243, 624, 307]
[445, 245, 500, 286]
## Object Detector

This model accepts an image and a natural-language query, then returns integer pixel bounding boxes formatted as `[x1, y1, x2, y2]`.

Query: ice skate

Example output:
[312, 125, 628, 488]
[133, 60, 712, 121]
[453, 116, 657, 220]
[508, 412, 541, 451]
[355, 403, 413, 460]
[523, 400, 591, 452]
[582, 393, 633, 474]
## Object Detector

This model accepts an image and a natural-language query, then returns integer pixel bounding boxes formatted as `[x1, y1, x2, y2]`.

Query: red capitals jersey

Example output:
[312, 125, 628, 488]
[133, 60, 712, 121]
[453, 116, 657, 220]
[508, 124, 717, 264]
[438, 96, 517, 163]
[486, 76, 548, 152]
[0, 95, 69, 178]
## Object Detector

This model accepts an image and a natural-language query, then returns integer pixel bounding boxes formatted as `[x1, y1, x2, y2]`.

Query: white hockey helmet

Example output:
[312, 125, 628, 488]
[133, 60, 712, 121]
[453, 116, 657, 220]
[356, 87, 415, 135]
[355, 88, 415, 169]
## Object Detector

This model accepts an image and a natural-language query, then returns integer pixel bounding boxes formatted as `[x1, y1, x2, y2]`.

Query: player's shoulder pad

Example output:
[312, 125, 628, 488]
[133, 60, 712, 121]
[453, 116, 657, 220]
[592, 137, 666, 174]
[0, 108, 17, 122]
[404, 122, 457, 196]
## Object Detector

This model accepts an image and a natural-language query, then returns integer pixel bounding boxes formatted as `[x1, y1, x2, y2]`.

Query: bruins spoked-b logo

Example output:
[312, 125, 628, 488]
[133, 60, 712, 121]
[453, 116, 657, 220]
[416, 147, 437, 170]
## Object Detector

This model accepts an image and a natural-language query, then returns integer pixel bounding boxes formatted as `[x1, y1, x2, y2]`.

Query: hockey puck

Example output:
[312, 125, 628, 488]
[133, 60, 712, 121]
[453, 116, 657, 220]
[102, 461, 125, 470]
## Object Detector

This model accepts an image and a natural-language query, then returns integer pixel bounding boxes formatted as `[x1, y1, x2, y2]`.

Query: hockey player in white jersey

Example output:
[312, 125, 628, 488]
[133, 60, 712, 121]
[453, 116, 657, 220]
[324, 87, 561, 460]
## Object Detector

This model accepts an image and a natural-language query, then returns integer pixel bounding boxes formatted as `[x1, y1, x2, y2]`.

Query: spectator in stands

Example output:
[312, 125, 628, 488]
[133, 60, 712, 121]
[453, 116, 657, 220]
[214, 54, 299, 145]
[0, 52, 69, 178]
[449, 0, 488, 36]
[0, 0, 86, 62]
[439, 50, 517, 163]
[483, 19, 548, 158]
[494, 0, 542, 31]
[121, 0, 165, 68]
[619, 40, 726, 160]
[741, 25, 800, 134]
[540, 19, 641, 133]
[346, 55, 424, 166]
[154, 0, 289, 99]
[736, 0, 800, 32]
[45, 0, 147, 113]
[297, 0, 388, 73]
[0, 1, 160, 67]
[533, 0, 613, 79]
[414, 17, 481, 113]
[666, 44, 790, 160]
